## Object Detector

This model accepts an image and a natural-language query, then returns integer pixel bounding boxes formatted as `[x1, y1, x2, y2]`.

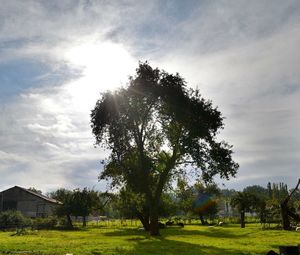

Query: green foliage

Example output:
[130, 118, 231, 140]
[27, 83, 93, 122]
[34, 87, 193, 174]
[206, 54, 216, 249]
[243, 182, 300, 226]
[28, 187, 43, 195]
[242, 185, 268, 224]
[72, 188, 100, 219]
[176, 178, 195, 215]
[176, 179, 221, 223]
[0, 211, 31, 229]
[159, 192, 179, 217]
[265, 199, 281, 223]
[230, 191, 258, 228]
[12, 228, 38, 236]
[50, 188, 74, 227]
[32, 217, 58, 230]
[243, 185, 268, 199]
[194, 182, 221, 221]
[267, 182, 289, 201]
[230, 191, 256, 213]
[114, 187, 146, 219]
[91, 62, 238, 189]
[50, 188, 102, 227]
[91, 62, 238, 235]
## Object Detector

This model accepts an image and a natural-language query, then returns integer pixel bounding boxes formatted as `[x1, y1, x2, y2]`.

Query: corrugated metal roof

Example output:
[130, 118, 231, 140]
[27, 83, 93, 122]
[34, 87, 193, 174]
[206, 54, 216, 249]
[0, 186, 62, 204]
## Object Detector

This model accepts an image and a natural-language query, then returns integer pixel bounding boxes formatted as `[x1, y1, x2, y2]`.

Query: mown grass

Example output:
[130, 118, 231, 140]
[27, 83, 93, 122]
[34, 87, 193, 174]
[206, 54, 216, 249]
[0, 224, 299, 255]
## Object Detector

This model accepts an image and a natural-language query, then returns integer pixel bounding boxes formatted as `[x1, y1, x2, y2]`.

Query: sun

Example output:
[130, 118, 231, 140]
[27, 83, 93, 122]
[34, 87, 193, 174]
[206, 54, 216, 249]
[63, 40, 137, 112]
[65, 41, 136, 86]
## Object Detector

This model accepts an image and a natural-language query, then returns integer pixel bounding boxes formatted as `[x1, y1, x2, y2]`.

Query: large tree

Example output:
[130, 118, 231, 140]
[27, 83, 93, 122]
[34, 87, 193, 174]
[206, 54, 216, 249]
[91, 62, 238, 235]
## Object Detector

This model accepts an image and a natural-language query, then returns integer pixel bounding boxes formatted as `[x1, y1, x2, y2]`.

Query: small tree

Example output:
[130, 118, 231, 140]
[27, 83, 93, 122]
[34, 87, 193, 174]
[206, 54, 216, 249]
[50, 188, 101, 227]
[194, 182, 221, 224]
[220, 189, 237, 217]
[159, 192, 179, 218]
[0, 211, 30, 229]
[243, 185, 268, 224]
[28, 187, 43, 195]
[230, 191, 256, 228]
[72, 188, 100, 227]
[176, 178, 195, 217]
[265, 199, 281, 225]
[49, 189, 74, 228]
[176, 179, 220, 224]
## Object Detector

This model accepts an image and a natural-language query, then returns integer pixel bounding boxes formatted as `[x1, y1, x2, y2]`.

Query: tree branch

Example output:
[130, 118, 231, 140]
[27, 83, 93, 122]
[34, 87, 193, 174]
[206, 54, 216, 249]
[282, 178, 300, 206]
[154, 125, 183, 201]
[175, 160, 195, 165]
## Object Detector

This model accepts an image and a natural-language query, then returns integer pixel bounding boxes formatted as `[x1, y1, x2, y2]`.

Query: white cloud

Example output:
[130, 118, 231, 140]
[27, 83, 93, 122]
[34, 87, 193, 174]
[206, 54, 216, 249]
[0, 79, 108, 192]
[152, 5, 300, 189]
[1, 0, 300, 192]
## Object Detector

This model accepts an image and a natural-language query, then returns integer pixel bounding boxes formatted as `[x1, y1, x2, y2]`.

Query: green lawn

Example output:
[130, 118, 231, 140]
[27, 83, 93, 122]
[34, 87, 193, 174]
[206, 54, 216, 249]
[0, 224, 299, 255]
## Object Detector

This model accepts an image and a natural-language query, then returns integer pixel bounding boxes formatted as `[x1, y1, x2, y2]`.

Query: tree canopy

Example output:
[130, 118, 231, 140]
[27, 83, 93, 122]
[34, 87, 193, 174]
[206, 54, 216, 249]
[91, 62, 238, 235]
[230, 191, 257, 228]
[176, 179, 221, 225]
[50, 188, 100, 228]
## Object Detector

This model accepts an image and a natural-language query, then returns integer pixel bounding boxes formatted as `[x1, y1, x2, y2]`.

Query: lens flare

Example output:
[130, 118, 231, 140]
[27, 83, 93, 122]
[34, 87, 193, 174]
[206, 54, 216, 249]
[193, 193, 217, 213]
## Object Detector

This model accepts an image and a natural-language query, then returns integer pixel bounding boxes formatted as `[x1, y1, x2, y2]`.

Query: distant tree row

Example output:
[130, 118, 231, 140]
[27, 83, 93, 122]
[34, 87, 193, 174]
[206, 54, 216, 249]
[49, 180, 299, 230]
[229, 181, 300, 228]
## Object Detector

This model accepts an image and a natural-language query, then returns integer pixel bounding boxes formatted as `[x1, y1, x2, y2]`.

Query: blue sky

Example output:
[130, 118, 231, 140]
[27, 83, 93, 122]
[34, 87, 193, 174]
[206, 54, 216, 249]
[1, 0, 300, 192]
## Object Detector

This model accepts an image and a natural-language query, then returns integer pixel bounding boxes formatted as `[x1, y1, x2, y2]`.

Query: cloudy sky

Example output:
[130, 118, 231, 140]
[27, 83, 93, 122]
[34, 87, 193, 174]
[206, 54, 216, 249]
[1, 0, 300, 193]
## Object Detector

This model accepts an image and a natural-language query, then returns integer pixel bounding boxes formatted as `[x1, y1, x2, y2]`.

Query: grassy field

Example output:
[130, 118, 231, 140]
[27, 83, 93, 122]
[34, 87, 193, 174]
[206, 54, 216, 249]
[0, 224, 299, 255]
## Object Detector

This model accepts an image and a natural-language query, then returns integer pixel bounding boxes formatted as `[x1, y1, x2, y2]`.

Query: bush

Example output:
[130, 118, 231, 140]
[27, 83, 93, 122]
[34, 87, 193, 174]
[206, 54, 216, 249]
[0, 210, 31, 229]
[32, 217, 58, 230]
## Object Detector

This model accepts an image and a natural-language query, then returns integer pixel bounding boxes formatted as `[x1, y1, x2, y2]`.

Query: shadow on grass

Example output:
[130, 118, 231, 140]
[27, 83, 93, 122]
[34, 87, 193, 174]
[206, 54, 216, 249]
[112, 237, 261, 255]
[102, 227, 260, 255]
[165, 227, 251, 239]
[54, 226, 90, 232]
[103, 226, 250, 239]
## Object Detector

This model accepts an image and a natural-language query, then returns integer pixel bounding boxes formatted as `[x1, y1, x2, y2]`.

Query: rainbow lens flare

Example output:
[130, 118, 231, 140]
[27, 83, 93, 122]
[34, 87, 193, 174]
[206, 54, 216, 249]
[193, 194, 217, 213]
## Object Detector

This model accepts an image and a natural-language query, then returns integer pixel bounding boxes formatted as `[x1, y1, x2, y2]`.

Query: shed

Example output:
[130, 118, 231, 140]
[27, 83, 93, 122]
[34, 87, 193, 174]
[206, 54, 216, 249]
[0, 186, 61, 217]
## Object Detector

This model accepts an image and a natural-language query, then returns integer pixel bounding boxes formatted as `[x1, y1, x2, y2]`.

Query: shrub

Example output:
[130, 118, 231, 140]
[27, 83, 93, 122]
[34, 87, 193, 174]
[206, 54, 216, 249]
[0, 210, 31, 229]
[10, 228, 39, 236]
[32, 217, 58, 230]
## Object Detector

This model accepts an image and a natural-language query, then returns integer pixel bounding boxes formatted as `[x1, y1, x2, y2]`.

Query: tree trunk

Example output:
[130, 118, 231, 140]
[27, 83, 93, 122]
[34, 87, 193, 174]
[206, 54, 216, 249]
[240, 211, 245, 228]
[281, 203, 290, 230]
[66, 214, 73, 229]
[280, 179, 300, 230]
[149, 205, 160, 236]
[199, 214, 206, 225]
[287, 209, 300, 221]
[260, 209, 266, 224]
[83, 216, 87, 227]
[136, 211, 150, 231]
